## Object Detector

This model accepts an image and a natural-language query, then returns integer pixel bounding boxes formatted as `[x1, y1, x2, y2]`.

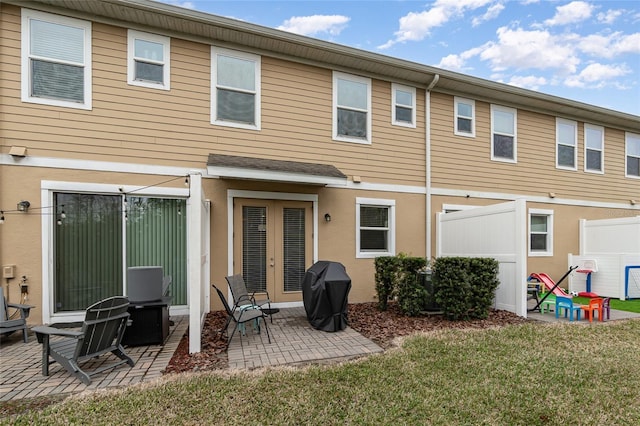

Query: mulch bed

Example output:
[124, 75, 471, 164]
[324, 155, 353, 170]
[164, 302, 529, 373]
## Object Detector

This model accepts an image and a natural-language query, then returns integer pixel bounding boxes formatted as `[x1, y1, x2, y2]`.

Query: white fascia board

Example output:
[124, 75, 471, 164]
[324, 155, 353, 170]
[207, 165, 347, 186]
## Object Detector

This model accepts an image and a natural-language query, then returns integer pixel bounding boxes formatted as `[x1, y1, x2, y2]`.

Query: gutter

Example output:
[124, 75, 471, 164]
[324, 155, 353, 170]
[425, 74, 439, 261]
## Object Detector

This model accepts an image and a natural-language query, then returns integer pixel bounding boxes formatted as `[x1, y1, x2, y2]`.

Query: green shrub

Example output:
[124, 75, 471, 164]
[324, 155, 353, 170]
[374, 256, 400, 310]
[375, 254, 427, 315]
[432, 257, 500, 320]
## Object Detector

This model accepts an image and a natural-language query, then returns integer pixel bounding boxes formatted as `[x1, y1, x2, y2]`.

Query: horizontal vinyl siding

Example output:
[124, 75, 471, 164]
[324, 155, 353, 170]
[1, 5, 426, 187]
[430, 92, 637, 204]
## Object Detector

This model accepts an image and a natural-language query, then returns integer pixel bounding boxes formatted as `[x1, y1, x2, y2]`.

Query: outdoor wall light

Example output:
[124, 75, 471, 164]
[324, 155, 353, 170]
[17, 200, 30, 212]
[631, 199, 637, 206]
[548, 192, 556, 199]
[324, 213, 332, 222]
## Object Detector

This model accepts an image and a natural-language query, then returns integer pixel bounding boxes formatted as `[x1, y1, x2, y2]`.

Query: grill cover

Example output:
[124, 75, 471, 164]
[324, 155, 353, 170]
[302, 261, 352, 332]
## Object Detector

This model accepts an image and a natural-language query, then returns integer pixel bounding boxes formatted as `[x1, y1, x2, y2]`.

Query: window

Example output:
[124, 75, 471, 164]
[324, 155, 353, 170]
[53, 192, 187, 313]
[491, 105, 517, 162]
[627, 132, 640, 178]
[128, 30, 170, 90]
[392, 83, 416, 128]
[455, 97, 475, 137]
[333, 72, 371, 144]
[21, 9, 92, 109]
[211, 47, 261, 130]
[529, 209, 553, 256]
[356, 198, 395, 258]
[584, 124, 604, 173]
[556, 118, 577, 170]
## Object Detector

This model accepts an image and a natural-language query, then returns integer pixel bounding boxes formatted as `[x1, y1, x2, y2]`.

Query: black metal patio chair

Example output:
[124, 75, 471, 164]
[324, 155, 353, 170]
[213, 284, 272, 347]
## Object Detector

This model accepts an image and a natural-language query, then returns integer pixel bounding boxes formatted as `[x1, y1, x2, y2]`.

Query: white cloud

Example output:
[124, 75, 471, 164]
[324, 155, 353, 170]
[160, 1, 195, 9]
[378, 0, 496, 49]
[277, 15, 350, 37]
[597, 9, 624, 24]
[479, 27, 580, 75]
[436, 46, 485, 71]
[544, 1, 594, 26]
[472, 3, 505, 27]
[578, 32, 640, 58]
[564, 63, 631, 88]
[508, 75, 547, 90]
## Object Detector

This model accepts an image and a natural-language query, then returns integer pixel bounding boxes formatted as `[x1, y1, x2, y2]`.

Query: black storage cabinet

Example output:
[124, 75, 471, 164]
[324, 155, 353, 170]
[302, 261, 351, 332]
[122, 297, 171, 346]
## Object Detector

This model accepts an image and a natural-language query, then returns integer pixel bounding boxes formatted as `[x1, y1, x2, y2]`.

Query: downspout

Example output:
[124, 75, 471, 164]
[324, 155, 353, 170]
[425, 74, 439, 261]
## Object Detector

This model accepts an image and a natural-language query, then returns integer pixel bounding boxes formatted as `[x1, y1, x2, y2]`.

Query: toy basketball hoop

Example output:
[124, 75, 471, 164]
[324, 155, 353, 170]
[576, 259, 598, 293]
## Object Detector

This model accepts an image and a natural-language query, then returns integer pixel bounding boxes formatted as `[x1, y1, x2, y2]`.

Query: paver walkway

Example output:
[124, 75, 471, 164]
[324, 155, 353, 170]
[0, 307, 383, 403]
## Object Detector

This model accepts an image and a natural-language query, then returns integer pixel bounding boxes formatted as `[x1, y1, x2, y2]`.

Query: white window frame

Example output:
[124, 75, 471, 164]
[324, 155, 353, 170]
[356, 197, 395, 258]
[391, 83, 416, 128]
[333, 71, 372, 144]
[127, 30, 170, 90]
[211, 47, 261, 130]
[21, 9, 92, 110]
[584, 123, 604, 174]
[556, 118, 578, 171]
[626, 132, 640, 179]
[40, 180, 189, 324]
[528, 209, 553, 257]
[490, 105, 517, 163]
[454, 97, 475, 137]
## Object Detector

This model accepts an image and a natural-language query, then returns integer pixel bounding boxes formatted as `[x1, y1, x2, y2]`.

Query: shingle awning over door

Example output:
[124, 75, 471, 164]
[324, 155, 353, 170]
[207, 154, 348, 186]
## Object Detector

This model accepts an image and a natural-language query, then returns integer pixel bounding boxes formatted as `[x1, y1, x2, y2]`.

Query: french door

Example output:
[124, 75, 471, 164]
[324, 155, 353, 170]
[233, 199, 312, 303]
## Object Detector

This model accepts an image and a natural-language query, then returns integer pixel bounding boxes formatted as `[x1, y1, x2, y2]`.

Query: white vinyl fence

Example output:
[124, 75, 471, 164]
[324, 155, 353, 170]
[436, 199, 528, 317]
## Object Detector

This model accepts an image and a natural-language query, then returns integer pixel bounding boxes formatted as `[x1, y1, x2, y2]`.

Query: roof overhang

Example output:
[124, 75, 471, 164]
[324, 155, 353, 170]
[8, 0, 640, 132]
[207, 154, 348, 186]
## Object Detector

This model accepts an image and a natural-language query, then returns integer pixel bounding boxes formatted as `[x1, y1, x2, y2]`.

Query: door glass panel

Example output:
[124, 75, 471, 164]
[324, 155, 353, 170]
[54, 193, 122, 312]
[283, 208, 305, 292]
[126, 197, 187, 305]
[242, 206, 267, 293]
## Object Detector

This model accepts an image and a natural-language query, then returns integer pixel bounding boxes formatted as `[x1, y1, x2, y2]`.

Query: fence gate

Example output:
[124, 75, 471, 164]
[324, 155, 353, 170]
[436, 199, 528, 317]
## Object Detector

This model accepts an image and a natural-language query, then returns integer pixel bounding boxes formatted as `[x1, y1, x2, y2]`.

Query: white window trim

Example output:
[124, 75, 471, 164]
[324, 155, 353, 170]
[40, 180, 189, 324]
[21, 9, 92, 110]
[356, 197, 395, 258]
[454, 97, 475, 137]
[333, 71, 372, 145]
[490, 105, 517, 163]
[625, 132, 640, 179]
[584, 123, 604, 174]
[391, 83, 416, 128]
[556, 118, 578, 171]
[211, 46, 261, 131]
[528, 208, 553, 257]
[127, 29, 170, 90]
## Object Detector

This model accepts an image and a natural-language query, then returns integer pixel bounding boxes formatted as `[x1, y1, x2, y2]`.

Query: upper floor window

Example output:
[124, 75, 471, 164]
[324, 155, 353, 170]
[391, 83, 416, 128]
[627, 132, 640, 178]
[491, 105, 516, 162]
[21, 9, 92, 110]
[455, 97, 475, 137]
[556, 118, 577, 170]
[529, 209, 553, 256]
[211, 47, 261, 130]
[127, 30, 170, 90]
[356, 198, 395, 258]
[333, 72, 371, 144]
[584, 124, 604, 173]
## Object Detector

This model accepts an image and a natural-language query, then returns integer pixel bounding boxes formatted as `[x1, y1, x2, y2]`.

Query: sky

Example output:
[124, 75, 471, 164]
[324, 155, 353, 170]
[160, 0, 640, 116]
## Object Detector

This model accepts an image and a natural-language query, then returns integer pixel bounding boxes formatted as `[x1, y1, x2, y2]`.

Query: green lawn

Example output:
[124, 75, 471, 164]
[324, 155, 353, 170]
[5, 320, 640, 425]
